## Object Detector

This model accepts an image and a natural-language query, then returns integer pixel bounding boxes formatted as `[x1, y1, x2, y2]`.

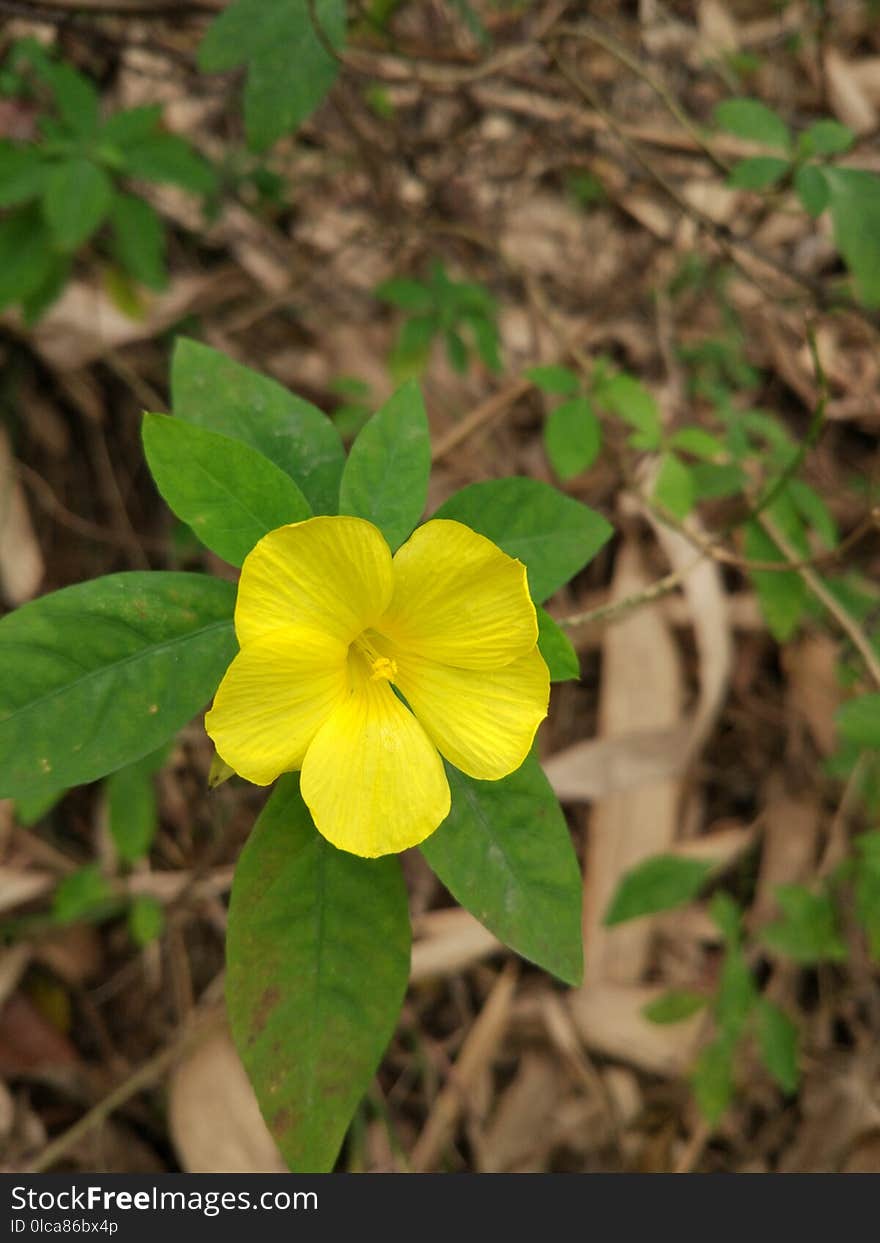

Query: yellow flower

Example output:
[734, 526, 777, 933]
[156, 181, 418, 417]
[206, 515, 549, 857]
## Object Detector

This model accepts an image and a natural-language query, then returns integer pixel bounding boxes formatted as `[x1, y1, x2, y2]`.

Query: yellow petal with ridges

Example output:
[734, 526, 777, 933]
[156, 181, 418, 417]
[378, 519, 538, 670]
[235, 516, 393, 648]
[393, 645, 550, 780]
[301, 653, 450, 857]
[205, 625, 348, 786]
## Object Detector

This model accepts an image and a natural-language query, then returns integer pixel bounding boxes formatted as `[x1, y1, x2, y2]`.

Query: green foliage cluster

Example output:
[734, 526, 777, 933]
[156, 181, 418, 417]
[0, 40, 215, 320]
[716, 97, 880, 307]
[0, 341, 614, 1170]
[376, 260, 502, 379]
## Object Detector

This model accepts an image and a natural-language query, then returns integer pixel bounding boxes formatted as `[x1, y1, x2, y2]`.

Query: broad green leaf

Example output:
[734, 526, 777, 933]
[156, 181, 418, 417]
[433, 477, 613, 603]
[121, 134, 216, 195]
[837, 694, 880, 747]
[690, 461, 746, 500]
[42, 61, 100, 136]
[756, 999, 799, 1094]
[709, 891, 743, 945]
[375, 277, 433, 312]
[110, 193, 166, 290]
[0, 207, 54, 311]
[692, 1035, 735, 1125]
[544, 396, 602, 480]
[338, 381, 430, 550]
[53, 865, 114, 925]
[642, 990, 707, 1024]
[106, 747, 167, 865]
[669, 427, 726, 461]
[0, 142, 51, 207]
[728, 155, 789, 190]
[799, 119, 854, 157]
[525, 364, 581, 396]
[143, 413, 311, 567]
[653, 453, 695, 520]
[21, 253, 70, 324]
[99, 104, 163, 148]
[172, 339, 344, 515]
[422, 755, 583, 985]
[128, 894, 165, 946]
[444, 327, 469, 374]
[0, 572, 236, 801]
[594, 373, 662, 450]
[227, 775, 410, 1172]
[825, 168, 880, 306]
[42, 158, 112, 251]
[760, 884, 847, 963]
[795, 164, 830, 218]
[744, 520, 806, 642]
[714, 98, 791, 151]
[536, 607, 579, 682]
[198, 0, 346, 152]
[604, 855, 714, 925]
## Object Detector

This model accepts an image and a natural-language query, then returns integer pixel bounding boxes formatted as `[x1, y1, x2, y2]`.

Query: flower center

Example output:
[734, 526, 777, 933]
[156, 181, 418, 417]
[352, 631, 398, 682]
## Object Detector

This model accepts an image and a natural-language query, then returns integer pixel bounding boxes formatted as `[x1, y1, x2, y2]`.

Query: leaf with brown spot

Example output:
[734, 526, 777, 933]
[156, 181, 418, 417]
[226, 775, 411, 1172]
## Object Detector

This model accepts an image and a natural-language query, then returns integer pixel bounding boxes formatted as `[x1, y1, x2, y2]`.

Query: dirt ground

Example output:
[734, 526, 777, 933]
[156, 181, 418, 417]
[2, 0, 880, 1174]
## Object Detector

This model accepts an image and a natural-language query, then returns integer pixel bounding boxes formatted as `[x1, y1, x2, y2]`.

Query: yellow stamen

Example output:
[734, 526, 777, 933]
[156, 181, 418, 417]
[353, 632, 398, 682]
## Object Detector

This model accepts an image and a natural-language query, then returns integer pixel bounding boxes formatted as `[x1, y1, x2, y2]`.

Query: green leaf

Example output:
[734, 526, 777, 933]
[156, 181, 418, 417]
[42, 158, 112, 251]
[526, 365, 581, 396]
[227, 775, 410, 1172]
[799, 119, 854, 157]
[544, 396, 602, 481]
[825, 168, 880, 307]
[0, 207, 54, 311]
[21, 252, 70, 324]
[744, 520, 806, 642]
[198, 0, 346, 152]
[433, 478, 613, 603]
[709, 891, 743, 945]
[338, 381, 430, 551]
[142, 413, 312, 567]
[837, 694, 880, 748]
[98, 104, 163, 151]
[669, 427, 726, 461]
[595, 373, 662, 450]
[786, 478, 837, 548]
[714, 98, 791, 151]
[128, 894, 165, 946]
[0, 142, 51, 207]
[14, 786, 66, 828]
[53, 865, 114, 925]
[642, 990, 708, 1024]
[121, 133, 216, 195]
[794, 164, 830, 218]
[421, 755, 583, 985]
[728, 156, 789, 190]
[43, 62, 100, 137]
[760, 884, 847, 963]
[375, 277, 433, 312]
[0, 572, 236, 801]
[536, 607, 579, 682]
[715, 944, 756, 1039]
[107, 748, 167, 865]
[604, 855, 714, 926]
[171, 339, 344, 515]
[756, 999, 799, 1095]
[692, 1035, 735, 1125]
[110, 193, 166, 290]
[653, 453, 695, 520]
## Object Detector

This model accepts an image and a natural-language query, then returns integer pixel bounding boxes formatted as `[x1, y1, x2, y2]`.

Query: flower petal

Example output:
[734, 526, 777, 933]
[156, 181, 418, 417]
[301, 655, 450, 857]
[393, 645, 550, 780]
[206, 625, 349, 786]
[378, 519, 538, 669]
[235, 516, 393, 647]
